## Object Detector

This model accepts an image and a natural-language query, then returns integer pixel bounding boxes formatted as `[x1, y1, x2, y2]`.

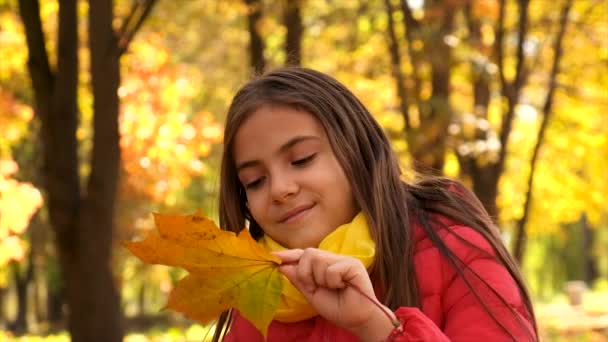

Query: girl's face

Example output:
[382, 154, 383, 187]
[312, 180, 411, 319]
[233, 104, 358, 249]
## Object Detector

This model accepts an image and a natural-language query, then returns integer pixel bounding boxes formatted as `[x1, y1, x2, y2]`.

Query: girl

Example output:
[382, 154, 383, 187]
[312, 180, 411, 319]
[214, 67, 537, 341]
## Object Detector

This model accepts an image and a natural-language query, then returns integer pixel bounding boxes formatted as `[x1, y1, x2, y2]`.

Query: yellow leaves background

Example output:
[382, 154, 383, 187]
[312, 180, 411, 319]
[0, 160, 42, 266]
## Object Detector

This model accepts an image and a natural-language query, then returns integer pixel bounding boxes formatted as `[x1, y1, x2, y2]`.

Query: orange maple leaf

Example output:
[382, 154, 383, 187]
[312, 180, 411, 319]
[123, 212, 283, 336]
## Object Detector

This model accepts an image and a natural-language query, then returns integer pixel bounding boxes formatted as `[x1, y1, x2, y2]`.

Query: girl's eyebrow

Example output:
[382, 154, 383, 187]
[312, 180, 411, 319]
[236, 135, 320, 172]
[278, 135, 319, 153]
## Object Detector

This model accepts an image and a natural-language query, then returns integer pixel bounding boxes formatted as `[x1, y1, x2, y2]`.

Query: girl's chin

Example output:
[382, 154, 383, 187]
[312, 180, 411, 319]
[286, 230, 331, 249]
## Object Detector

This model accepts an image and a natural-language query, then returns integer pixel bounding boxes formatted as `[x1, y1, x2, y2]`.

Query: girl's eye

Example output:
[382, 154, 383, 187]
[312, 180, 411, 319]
[292, 153, 316, 166]
[245, 177, 265, 189]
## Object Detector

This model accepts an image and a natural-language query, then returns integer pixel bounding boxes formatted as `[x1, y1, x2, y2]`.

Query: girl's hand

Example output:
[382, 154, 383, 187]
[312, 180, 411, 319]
[274, 248, 397, 342]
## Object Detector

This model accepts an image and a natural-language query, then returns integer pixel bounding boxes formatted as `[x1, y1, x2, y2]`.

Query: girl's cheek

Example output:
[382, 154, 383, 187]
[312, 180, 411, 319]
[247, 195, 265, 216]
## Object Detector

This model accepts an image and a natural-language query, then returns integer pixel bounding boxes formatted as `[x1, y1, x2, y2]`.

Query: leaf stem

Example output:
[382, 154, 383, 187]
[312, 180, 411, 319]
[347, 283, 401, 328]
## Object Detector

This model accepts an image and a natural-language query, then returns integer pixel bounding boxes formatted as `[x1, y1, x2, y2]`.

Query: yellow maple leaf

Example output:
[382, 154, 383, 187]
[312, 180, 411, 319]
[123, 212, 283, 336]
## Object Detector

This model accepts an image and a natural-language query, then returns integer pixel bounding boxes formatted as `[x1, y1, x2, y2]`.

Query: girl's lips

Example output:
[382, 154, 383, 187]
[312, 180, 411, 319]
[278, 204, 315, 224]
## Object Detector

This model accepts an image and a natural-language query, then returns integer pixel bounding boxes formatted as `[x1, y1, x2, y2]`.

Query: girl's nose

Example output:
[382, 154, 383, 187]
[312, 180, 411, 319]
[270, 173, 299, 203]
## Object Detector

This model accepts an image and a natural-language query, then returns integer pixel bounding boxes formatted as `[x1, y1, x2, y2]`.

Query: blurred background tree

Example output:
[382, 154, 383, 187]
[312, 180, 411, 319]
[0, 0, 606, 340]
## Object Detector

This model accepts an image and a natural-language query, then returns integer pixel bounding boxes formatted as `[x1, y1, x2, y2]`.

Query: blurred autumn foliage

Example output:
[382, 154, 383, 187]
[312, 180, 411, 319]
[0, 0, 606, 340]
[117, 37, 223, 236]
[0, 160, 42, 265]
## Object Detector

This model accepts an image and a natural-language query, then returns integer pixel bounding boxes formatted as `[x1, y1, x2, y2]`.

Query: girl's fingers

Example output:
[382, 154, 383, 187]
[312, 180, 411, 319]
[276, 248, 370, 293]
[325, 259, 351, 289]
[272, 249, 304, 263]
[311, 255, 329, 288]
[277, 264, 300, 287]
[299, 248, 342, 289]
[296, 249, 317, 293]
[278, 263, 317, 301]
[326, 258, 373, 297]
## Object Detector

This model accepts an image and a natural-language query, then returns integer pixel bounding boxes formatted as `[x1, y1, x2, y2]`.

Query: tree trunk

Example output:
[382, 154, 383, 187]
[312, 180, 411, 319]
[19, 0, 154, 339]
[456, 3, 498, 219]
[384, 0, 411, 129]
[10, 212, 43, 334]
[33, 250, 45, 325]
[138, 282, 146, 315]
[494, 0, 530, 181]
[445, 0, 531, 220]
[0, 288, 6, 327]
[18, 0, 124, 340]
[389, 0, 492, 180]
[9, 256, 34, 335]
[386, 0, 455, 175]
[65, 0, 124, 340]
[12, 270, 27, 334]
[284, 0, 302, 66]
[581, 213, 598, 285]
[513, 0, 572, 263]
[469, 170, 499, 219]
[18, 0, 80, 332]
[46, 283, 64, 325]
[245, 0, 265, 74]
[416, 10, 453, 175]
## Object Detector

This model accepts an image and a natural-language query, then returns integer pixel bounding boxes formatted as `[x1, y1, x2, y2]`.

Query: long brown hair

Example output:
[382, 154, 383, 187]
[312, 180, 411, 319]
[213, 67, 537, 341]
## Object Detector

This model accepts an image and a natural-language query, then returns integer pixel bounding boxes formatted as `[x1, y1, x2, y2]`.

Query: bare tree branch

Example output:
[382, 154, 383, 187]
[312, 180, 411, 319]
[495, 0, 531, 182]
[513, 0, 573, 263]
[116, 0, 139, 39]
[495, 0, 506, 91]
[284, 0, 303, 66]
[399, 0, 423, 107]
[117, 0, 158, 56]
[576, 0, 604, 28]
[384, 0, 410, 129]
[245, 0, 266, 74]
[17, 0, 54, 115]
[513, 0, 531, 91]
[400, 0, 419, 31]
[464, 1, 491, 112]
[75, 0, 125, 339]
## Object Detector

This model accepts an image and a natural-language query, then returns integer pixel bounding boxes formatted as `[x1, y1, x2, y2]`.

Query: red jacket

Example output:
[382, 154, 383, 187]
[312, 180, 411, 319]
[225, 222, 536, 341]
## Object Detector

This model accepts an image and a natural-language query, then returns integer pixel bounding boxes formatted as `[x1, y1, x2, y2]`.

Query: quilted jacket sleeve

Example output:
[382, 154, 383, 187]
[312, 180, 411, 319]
[388, 225, 536, 341]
